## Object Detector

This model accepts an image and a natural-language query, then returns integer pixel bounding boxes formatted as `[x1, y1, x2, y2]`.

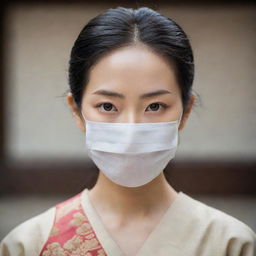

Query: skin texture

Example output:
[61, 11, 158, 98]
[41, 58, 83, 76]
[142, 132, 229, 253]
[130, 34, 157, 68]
[66, 43, 196, 255]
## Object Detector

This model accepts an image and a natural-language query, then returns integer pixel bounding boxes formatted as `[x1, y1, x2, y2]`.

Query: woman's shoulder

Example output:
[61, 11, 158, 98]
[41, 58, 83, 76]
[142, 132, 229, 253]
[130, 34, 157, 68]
[182, 192, 255, 233]
[0, 192, 83, 256]
[179, 192, 256, 254]
[0, 206, 56, 256]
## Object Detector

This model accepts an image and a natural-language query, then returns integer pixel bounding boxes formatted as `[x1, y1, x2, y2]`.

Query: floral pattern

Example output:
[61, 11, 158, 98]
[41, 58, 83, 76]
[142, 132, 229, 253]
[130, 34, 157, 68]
[39, 192, 107, 256]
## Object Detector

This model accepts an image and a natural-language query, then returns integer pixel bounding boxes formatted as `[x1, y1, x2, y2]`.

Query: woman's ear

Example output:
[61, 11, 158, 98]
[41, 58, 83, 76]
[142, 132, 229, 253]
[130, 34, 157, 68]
[66, 92, 86, 132]
[178, 93, 196, 131]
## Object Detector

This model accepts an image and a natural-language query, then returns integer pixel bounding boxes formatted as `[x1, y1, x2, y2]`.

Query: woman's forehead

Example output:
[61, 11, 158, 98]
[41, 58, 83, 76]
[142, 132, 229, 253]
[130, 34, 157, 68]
[85, 45, 179, 94]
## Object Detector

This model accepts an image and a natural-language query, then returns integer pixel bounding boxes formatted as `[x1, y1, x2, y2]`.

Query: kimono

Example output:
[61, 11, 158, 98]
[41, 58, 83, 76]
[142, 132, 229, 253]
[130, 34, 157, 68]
[0, 188, 255, 256]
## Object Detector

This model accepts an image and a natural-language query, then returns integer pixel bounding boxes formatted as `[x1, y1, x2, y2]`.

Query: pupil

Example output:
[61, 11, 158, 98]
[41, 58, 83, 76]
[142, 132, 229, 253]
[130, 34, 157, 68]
[150, 103, 159, 111]
[103, 103, 112, 111]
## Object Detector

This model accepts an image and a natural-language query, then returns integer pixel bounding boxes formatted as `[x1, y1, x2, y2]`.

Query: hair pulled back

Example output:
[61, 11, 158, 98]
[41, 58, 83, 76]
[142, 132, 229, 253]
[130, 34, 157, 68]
[68, 6, 195, 111]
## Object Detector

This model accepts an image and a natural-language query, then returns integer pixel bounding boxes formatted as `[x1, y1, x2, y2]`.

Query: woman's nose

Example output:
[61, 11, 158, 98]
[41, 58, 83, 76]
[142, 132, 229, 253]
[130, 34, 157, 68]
[118, 112, 141, 123]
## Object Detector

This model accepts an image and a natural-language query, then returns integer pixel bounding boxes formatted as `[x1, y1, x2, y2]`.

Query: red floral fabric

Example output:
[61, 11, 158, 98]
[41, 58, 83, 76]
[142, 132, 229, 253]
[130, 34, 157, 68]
[39, 192, 107, 256]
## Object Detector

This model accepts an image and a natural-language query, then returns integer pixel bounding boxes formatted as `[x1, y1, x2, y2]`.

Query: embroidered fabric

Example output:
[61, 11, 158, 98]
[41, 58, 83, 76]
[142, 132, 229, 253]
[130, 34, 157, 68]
[39, 192, 107, 256]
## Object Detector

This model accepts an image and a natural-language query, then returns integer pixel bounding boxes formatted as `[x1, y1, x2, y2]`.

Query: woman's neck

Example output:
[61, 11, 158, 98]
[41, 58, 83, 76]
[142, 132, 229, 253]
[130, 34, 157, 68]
[88, 171, 178, 222]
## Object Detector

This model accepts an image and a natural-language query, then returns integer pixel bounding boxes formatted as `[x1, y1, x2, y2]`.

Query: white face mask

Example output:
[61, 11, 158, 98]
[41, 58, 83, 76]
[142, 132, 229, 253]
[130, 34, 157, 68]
[82, 113, 182, 187]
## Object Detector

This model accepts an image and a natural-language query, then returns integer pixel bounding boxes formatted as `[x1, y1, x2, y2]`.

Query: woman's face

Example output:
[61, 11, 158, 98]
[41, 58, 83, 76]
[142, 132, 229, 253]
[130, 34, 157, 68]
[82, 44, 183, 122]
[67, 44, 194, 131]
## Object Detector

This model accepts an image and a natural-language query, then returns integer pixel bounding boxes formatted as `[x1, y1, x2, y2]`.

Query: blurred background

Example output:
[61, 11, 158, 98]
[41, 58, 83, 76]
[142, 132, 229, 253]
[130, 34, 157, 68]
[0, 0, 255, 240]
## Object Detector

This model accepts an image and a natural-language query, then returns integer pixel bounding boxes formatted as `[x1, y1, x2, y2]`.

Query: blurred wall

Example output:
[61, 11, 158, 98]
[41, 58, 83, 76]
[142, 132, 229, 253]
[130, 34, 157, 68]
[4, 3, 256, 161]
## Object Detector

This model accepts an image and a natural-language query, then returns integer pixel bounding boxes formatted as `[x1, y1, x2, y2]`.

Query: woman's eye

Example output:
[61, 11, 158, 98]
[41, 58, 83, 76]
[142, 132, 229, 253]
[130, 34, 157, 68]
[97, 103, 117, 112]
[146, 103, 167, 112]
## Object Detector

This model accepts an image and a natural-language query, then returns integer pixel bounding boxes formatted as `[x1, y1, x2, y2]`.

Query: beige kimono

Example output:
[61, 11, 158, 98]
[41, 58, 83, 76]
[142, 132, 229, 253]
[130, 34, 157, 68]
[0, 188, 255, 256]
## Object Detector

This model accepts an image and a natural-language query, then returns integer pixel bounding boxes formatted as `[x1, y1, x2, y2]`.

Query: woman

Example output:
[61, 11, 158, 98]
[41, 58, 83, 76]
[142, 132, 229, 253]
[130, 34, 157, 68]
[0, 6, 255, 256]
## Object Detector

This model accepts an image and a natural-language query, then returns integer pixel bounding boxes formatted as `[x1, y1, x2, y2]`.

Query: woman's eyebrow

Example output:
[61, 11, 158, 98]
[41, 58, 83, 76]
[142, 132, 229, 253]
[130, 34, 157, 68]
[140, 89, 172, 99]
[92, 89, 124, 98]
[92, 89, 172, 99]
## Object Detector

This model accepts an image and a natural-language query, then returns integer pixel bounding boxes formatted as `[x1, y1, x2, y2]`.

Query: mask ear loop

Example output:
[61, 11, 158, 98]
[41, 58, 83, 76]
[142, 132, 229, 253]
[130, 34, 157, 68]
[81, 112, 87, 133]
[81, 112, 86, 122]
[178, 110, 183, 125]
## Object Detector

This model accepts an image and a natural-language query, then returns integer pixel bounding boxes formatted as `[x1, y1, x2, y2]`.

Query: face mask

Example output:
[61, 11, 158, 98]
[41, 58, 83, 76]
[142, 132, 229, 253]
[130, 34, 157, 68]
[82, 113, 182, 187]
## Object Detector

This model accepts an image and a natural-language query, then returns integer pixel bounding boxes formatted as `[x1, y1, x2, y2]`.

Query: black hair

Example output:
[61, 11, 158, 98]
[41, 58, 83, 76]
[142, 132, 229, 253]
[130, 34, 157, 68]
[67, 6, 197, 112]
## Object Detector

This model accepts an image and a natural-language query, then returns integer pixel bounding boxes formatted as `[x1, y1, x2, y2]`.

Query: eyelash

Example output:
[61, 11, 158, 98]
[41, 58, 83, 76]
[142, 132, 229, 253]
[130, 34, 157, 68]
[95, 102, 169, 113]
